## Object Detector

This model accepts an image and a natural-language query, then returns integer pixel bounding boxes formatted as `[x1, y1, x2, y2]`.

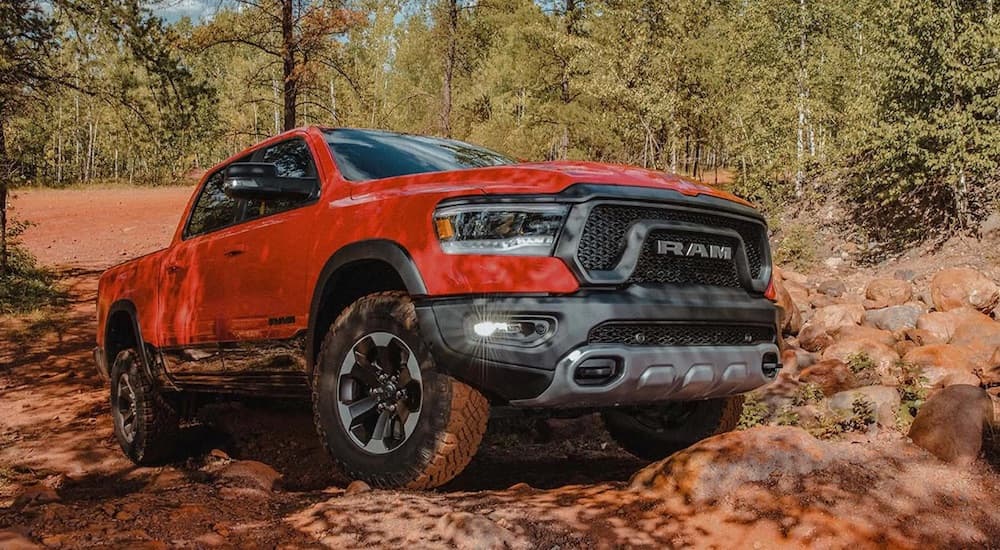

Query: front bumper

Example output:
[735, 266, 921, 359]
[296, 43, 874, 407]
[415, 285, 780, 408]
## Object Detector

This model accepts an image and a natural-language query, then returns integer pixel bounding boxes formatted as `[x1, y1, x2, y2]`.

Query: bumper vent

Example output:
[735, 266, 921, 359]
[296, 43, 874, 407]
[588, 323, 776, 347]
[577, 204, 766, 279]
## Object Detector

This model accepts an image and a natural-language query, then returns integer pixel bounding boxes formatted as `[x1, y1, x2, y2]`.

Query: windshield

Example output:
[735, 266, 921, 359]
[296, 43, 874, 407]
[324, 128, 516, 182]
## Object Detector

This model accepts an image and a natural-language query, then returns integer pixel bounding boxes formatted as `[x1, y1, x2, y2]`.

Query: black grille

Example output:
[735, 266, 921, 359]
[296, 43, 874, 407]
[629, 230, 741, 287]
[577, 204, 765, 278]
[588, 323, 776, 346]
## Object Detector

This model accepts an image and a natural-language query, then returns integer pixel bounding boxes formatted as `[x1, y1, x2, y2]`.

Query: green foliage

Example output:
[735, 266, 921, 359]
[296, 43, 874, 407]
[896, 360, 929, 423]
[774, 224, 818, 272]
[842, 396, 877, 432]
[846, 352, 881, 385]
[791, 382, 825, 407]
[737, 394, 770, 430]
[3, 0, 999, 254]
[807, 395, 876, 439]
[0, 220, 64, 314]
[774, 405, 800, 427]
[843, 0, 1000, 255]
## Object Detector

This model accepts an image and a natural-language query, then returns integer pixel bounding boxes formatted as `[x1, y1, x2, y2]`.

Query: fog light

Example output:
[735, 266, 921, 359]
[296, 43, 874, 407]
[473, 321, 511, 337]
[467, 316, 555, 346]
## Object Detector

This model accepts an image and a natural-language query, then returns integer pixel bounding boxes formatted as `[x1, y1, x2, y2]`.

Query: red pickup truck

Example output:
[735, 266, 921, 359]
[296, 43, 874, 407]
[95, 127, 780, 489]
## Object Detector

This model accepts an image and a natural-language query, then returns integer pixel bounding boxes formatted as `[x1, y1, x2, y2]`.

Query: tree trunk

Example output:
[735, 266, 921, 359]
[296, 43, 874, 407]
[272, 79, 281, 135]
[0, 110, 8, 277]
[441, 0, 458, 137]
[795, 0, 808, 197]
[281, 0, 297, 131]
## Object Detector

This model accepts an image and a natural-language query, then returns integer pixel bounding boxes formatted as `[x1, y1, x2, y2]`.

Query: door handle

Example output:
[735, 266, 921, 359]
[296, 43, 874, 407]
[224, 248, 247, 257]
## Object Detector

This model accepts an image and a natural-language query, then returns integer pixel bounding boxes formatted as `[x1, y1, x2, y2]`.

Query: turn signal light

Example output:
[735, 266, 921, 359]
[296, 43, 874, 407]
[764, 278, 777, 301]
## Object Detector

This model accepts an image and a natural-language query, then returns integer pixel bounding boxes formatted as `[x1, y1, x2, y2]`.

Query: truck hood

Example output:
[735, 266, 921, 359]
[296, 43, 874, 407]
[349, 160, 751, 207]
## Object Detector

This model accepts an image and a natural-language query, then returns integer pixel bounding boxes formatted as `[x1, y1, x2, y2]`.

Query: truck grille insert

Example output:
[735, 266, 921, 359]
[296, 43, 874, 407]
[628, 230, 742, 287]
[588, 323, 776, 347]
[577, 204, 766, 280]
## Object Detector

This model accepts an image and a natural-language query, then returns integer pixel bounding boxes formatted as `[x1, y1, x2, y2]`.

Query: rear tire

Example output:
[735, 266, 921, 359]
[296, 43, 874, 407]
[312, 291, 488, 489]
[602, 396, 744, 461]
[110, 349, 180, 465]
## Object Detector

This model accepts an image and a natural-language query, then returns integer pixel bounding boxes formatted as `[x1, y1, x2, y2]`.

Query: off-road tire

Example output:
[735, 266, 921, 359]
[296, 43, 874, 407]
[110, 349, 180, 465]
[602, 396, 744, 461]
[312, 291, 488, 489]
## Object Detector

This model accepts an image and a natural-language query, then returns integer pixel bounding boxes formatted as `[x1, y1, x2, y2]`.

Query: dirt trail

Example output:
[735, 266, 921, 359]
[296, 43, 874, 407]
[2, 187, 1000, 548]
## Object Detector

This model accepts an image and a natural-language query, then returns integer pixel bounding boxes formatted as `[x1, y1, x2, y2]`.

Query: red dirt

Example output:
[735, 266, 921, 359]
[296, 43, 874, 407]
[2, 186, 999, 548]
[9, 186, 193, 269]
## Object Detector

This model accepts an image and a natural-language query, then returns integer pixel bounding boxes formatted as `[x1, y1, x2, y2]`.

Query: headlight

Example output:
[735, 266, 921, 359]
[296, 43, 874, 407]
[433, 204, 569, 255]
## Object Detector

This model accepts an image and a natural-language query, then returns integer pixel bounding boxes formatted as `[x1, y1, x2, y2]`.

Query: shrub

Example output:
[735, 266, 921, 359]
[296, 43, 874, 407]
[841, 396, 877, 432]
[846, 352, 880, 385]
[0, 220, 64, 314]
[773, 223, 818, 272]
[896, 360, 929, 429]
[737, 394, 770, 430]
[792, 383, 825, 406]
[775, 405, 800, 427]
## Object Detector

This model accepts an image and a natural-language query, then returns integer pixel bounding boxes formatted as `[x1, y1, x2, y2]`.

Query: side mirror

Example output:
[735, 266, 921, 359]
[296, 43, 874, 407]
[222, 163, 317, 201]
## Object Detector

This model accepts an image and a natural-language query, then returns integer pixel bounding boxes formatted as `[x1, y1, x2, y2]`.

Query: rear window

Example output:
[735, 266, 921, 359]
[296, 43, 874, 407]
[324, 128, 515, 182]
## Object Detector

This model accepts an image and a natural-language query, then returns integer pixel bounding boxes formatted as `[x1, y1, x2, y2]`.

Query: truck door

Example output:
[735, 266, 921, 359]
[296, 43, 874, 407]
[158, 169, 241, 377]
[214, 137, 324, 395]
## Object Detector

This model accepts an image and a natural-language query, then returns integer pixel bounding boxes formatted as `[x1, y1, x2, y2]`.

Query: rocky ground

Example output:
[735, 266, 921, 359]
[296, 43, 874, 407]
[2, 186, 1000, 548]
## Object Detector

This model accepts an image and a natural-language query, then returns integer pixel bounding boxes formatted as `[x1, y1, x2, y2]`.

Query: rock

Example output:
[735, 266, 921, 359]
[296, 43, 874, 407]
[810, 304, 865, 332]
[773, 277, 802, 335]
[435, 512, 519, 550]
[895, 339, 919, 359]
[865, 278, 913, 308]
[915, 308, 992, 343]
[781, 349, 799, 373]
[12, 484, 60, 510]
[817, 279, 847, 298]
[929, 268, 1000, 313]
[904, 328, 946, 346]
[809, 293, 839, 309]
[894, 269, 917, 282]
[908, 385, 993, 465]
[950, 318, 1000, 364]
[863, 304, 923, 332]
[145, 468, 190, 492]
[832, 325, 897, 348]
[209, 448, 230, 460]
[822, 339, 900, 386]
[344, 480, 371, 495]
[194, 533, 227, 547]
[629, 427, 829, 503]
[216, 460, 281, 491]
[981, 211, 1000, 239]
[0, 530, 41, 550]
[798, 360, 858, 396]
[823, 257, 844, 270]
[903, 345, 981, 389]
[798, 323, 834, 352]
[506, 482, 533, 492]
[980, 348, 1000, 386]
[792, 348, 820, 369]
[784, 280, 811, 311]
[778, 268, 809, 285]
[829, 386, 901, 427]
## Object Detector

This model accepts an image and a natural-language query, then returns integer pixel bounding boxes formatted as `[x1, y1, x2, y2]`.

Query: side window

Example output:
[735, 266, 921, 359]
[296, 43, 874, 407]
[185, 171, 239, 238]
[245, 138, 319, 220]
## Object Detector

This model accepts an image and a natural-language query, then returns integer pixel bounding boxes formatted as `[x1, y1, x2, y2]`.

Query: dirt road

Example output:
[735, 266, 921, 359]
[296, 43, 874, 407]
[2, 187, 999, 548]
